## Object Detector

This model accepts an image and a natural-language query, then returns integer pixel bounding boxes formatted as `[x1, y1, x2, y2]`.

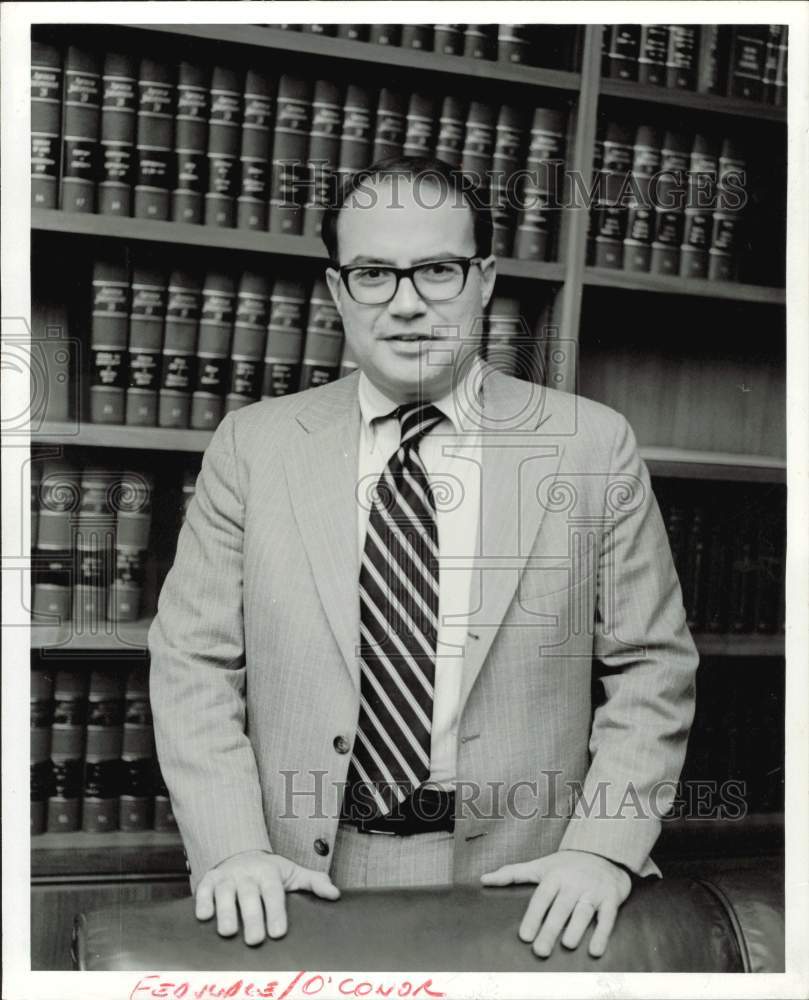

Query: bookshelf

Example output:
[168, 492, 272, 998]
[29, 20, 787, 967]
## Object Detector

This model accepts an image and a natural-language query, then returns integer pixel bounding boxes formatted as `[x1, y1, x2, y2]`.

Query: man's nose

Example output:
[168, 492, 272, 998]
[387, 275, 427, 317]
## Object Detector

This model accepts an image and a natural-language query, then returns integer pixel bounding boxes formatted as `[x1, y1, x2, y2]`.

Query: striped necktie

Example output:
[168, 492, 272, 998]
[344, 401, 446, 820]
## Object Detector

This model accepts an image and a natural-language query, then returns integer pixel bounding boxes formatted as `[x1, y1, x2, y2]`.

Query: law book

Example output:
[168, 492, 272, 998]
[31, 456, 42, 549]
[708, 137, 746, 282]
[665, 26, 698, 90]
[268, 75, 312, 235]
[98, 51, 137, 216]
[72, 469, 116, 632]
[753, 501, 786, 633]
[372, 88, 407, 162]
[433, 25, 464, 55]
[31, 41, 62, 209]
[303, 24, 337, 37]
[47, 669, 87, 832]
[728, 504, 756, 633]
[593, 121, 633, 269]
[514, 107, 566, 262]
[191, 272, 236, 429]
[226, 271, 271, 412]
[696, 24, 731, 95]
[650, 130, 689, 275]
[485, 296, 523, 377]
[339, 339, 359, 379]
[159, 269, 202, 428]
[463, 25, 497, 60]
[60, 45, 101, 213]
[82, 670, 126, 832]
[31, 670, 54, 834]
[663, 502, 688, 582]
[497, 24, 531, 64]
[30, 296, 73, 423]
[337, 25, 369, 42]
[126, 266, 166, 426]
[153, 761, 178, 832]
[369, 25, 401, 47]
[622, 125, 661, 273]
[682, 505, 707, 631]
[600, 26, 613, 78]
[299, 278, 343, 390]
[204, 66, 242, 227]
[171, 61, 209, 224]
[702, 513, 730, 633]
[586, 125, 605, 265]
[89, 254, 129, 424]
[605, 24, 640, 80]
[460, 101, 497, 203]
[262, 278, 308, 398]
[761, 26, 783, 104]
[680, 133, 718, 279]
[433, 96, 467, 169]
[302, 79, 343, 239]
[637, 25, 668, 85]
[107, 470, 153, 623]
[402, 92, 438, 158]
[337, 84, 373, 183]
[119, 667, 155, 831]
[32, 458, 78, 625]
[401, 25, 434, 51]
[727, 25, 768, 101]
[237, 68, 274, 230]
[490, 105, 528, 258]
[133, 57, 175, 220]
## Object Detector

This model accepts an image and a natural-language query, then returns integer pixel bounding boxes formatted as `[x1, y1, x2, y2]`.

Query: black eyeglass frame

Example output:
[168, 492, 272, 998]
[334, 256, 484, 305]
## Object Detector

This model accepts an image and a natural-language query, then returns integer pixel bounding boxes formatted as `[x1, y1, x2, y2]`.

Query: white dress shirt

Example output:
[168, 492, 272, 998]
[356, 356, 483, 788]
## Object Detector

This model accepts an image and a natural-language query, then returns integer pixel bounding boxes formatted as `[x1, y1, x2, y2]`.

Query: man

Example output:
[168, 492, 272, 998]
[149, 157, 699, 961]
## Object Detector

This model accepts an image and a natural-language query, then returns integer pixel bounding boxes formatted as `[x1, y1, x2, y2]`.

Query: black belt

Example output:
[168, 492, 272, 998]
[342, 788, 455, 836]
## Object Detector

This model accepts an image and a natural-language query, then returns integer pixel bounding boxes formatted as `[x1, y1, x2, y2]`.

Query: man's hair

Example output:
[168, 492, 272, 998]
[320, 155, 494, 263]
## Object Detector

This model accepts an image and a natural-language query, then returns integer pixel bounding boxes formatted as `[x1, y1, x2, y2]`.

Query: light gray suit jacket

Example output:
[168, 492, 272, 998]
[149, 366, 699, 892]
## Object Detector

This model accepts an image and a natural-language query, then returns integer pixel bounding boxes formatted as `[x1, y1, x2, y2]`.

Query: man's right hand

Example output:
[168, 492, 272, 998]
[194, 850, 340, 946]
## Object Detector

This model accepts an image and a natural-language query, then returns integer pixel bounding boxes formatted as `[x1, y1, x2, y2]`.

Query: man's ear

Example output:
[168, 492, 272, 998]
[479, 255, 497, 310]
[325, 267, 343, 318]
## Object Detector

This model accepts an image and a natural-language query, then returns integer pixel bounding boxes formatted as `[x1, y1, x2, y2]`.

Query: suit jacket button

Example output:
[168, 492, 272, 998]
[333, 735, 351, 754]
[314, 838, 330, 857]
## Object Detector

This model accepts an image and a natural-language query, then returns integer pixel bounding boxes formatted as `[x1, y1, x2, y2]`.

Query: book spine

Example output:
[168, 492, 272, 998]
[303, 24, 337, 37]
[498, 24, 531, 64]
[60, 46, 101, 213]
[191, 272, 236, 429]
[236, 69, 274, 231]
[606, 24, 640, 81]
[650, 131, 689, 275]
[372, 88, 406, 162]
[205, 66, 242, 228]
[31, 671, 54, 834]
[153, 762, 178, 831]
[702, 515, 728, 632]
[133, 58, 175, 220]
[268, 75, 312, 235]
[622, 125, 661, 273]
[773, 27, 788, 107]
[337, 25, 369, 42]
[761, 26, 782, 104]
[98, 52, 137, 216]
[226, 271, 271, 412]
[119, 668, 155, 831]
[107, 470, 153, 623]
[90, 255, 130, 424]
[460, 102, 497, 200]
[434, 96, 467, 169]
[31, 42, 62, 209]
[299, 279, 343, 390]
[47, 671, 87, 832]
[171, 62, 209, 225]
[158, 270, 202, 428]
[594, 123, 633, 269]
[433, 25, 464, 56]
[126, 267, 166, 426]
[683, 506, 707, 631]
[696, 24, 726, 95]
[369, 25, 401, 47]
[514, 108, 566, 262]
[727, 26, 767, 101]
[753, 500, 786, 633]
[401, 25, 434, 51]
[708, 139, 746, 281]
[31, 297, 72, 422]
[586, 128, 605, 264]
[82, 671, 125, 832]
[402, 92, 438, 159]
[490, 105, 527, 258]
[73, 469, 115, 632]
[728, 507, 756, 632]
[637, 25, 668, 85]
[601, 26, 613, 78]
[32, 459, 79, 624]
[302, 79, 343, 238]
[262, 279, 308, 398]
[337, 84, 373, 181]
[680, 134, 718, 279]
[463, 25, 497, 60]
[666, 26, 699, 90]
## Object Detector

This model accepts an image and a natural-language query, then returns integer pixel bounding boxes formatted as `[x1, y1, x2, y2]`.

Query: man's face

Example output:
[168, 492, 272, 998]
[326, 176, 496, 402]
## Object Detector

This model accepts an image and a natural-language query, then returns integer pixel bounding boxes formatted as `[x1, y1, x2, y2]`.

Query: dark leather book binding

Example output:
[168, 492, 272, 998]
[31, 41, 63, 209]
[490, 104, 528, 258]
[638, 25, 668, 85]
[401, 25, 434, 51]
[337, 25, 369, 42]
[708, 137, 745, 281]
[727, 25, 768, 101]
[268, 75, 312, 235]
[515, 107, 566, 262]
[126, 266, 167, 426]
[237, 68, 274, 231]
[463, 25, 497, 60]
[98, 51, 138, 216]
[434, 95, 467, 169]
[303, 79, 342, 238]
[47, 670, 87, 832]
[191, 271, 236, 429]
[90, 254, 130, 424]
[498, 24, 531, 64]
[622, 125, 660, 273]
[460, 101, 497, 203]
[594, 121, 633, 269]
[606, 24, 640, 80]
[372, 88, 406, 162]
[369, 25, 402, 47]
[82, 670, 126, 833]
[337, 84, 373, 183]
[204, 66, 242, 228]
[119, 667, 155, 831]
[262, 278, 308, 398]
[107, 470, 153, 623]
[226, 271, 271, 413]
[32, 459, 78, 625]
[73, 469, 115, 631]
[133, 57, 175, 220]
[60, 45, 101, 213]
[433, 25, 464, 55]
[171, 61, 209, 225]
[299, 278, 344, 391]
[403, 92, 438, 158]
[650, 131, 689, 276]
[31, 670, 54, 835]
[159, 269, 202, 428]
[680, 133, 718, 279]
[666, 26, 698, 90]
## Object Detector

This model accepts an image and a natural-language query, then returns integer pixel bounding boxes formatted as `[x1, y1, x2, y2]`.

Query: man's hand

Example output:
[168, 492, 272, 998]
[195, 850, 340, 946]
[481, 850, 632, 959]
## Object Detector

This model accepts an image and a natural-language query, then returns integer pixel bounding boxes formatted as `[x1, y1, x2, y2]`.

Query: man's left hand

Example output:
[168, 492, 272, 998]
[481, 850, 632, 959]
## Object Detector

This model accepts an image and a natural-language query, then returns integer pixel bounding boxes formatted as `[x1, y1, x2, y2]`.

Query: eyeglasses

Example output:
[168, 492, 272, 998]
[337, 257, 483, 305]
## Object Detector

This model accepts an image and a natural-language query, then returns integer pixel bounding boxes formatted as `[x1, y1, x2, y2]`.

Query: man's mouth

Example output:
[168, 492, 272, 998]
[385, 333, 431, 342]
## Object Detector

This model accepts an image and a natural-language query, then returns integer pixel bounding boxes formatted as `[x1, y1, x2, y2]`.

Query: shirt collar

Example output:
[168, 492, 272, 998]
[358, 351, 485, 437]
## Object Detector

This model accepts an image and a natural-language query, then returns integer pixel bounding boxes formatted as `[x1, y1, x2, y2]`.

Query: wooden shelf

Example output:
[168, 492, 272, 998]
[693, 633, 784, 657]
[126, 23, 581, 94]
[642, 447, 786, 483]
[31, 617, 152, 654]
[585, 267, 785, 305]
[32, 829, 184, 879]
[36, 420, 214, 453]
[599, 76, 787, 124]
